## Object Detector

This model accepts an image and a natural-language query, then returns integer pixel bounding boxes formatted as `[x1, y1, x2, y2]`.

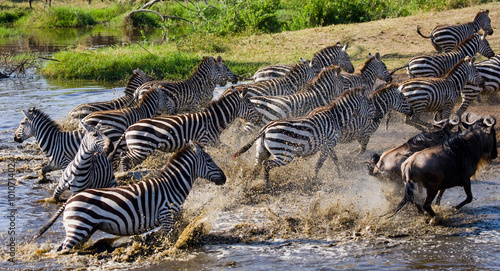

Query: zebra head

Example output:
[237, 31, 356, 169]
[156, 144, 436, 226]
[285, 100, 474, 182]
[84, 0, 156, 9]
[187, 141, 226, 185]
[350, 87, 378, 121]
[150, 84, 169, 114]
[310, 42, 355, 74]
[206, 56, 229, 87]
[367, 52, 392, 83]
[477, 32, 495, 58]
[462, 57, 485, 88]
[475, 9, 493, 35]
[79, 121, 111, 155]
[388, 85, 412, 116]
[217, 56, 238, 84]
[14, 107, 57, 143]
[235, 87, 260, 124]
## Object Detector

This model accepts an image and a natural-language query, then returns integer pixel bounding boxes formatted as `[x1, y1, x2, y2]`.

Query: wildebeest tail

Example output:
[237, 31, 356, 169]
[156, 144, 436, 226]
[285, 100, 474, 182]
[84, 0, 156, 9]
[30, 203, 66, 243]
[388, 181, 416, 217]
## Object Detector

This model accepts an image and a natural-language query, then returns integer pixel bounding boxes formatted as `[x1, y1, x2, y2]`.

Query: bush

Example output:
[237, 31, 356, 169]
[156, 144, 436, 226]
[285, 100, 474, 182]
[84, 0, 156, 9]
[0, 10, 26, 24]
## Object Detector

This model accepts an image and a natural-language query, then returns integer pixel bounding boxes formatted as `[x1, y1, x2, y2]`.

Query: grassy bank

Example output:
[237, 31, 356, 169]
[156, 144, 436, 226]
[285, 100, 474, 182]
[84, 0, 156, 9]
[40, 2, 500, 81]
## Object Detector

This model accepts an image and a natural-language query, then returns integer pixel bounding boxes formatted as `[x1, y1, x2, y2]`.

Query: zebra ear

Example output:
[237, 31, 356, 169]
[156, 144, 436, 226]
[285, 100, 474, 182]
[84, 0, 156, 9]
[335, 66, 342, 75]
[336, 41, 341, 47]
[95, 120, 103, 131]
[21, 109, 28, 118]
[79, 121, 93, 133]
[300, 58, 307, 63]
[188, 140, 201, 154]
[217, 56, 223, 63]
[375, 52, 381, 59]
[239, 87, 248, 98]
[342, 42, 349, 51]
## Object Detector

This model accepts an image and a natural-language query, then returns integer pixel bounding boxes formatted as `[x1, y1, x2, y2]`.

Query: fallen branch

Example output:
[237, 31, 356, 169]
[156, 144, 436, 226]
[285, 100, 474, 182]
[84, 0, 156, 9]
[125, 9, 193, 24]
[140, 0, 161, 10]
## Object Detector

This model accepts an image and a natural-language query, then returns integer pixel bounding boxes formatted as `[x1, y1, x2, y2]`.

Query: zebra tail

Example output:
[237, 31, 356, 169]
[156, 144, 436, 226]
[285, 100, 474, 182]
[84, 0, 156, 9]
[232, 127, 268, 158]
[416, 26, 432, 39]
[30, 203, 66, 243]
[389, 64, 408, 76]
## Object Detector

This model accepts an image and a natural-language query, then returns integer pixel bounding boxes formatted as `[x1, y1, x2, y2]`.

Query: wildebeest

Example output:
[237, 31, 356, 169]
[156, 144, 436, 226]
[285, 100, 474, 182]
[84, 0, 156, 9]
[389, 116, 497, 217]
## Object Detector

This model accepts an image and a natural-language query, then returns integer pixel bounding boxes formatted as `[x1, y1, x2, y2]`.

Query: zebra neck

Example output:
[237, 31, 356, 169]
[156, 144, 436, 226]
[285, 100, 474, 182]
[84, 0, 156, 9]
[159, 161, 197, 199]
[447, 67, 469, 91]
[34, 121, 64, 153]
[457, 37, 479, 57]
[206, 101, 239, 131]
[135, 92, 160, 117]
[73, 144, 99, 167]
[370, 95, 389, 118]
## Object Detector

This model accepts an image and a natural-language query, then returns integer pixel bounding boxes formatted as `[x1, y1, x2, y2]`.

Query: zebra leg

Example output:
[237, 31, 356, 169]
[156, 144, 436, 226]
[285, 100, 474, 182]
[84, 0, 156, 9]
[405, 114, 431, 132]
[253, 138, 270, 175]
[159, 209, 177, 237]
[39, 164, 59, 184]
[262, 156, 290, 184]
[58, 221, 98, 251]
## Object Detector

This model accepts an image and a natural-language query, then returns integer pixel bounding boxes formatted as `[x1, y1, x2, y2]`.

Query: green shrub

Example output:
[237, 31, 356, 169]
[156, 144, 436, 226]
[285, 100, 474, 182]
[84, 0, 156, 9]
[0, 10, 26, 24]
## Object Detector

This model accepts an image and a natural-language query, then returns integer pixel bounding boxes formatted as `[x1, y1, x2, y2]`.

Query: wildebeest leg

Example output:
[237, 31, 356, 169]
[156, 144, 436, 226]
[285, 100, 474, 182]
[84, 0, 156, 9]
[422, 188, 438, 217]
[454, 180, 473, 210]
[435, 189, 445, 205]
[405, 115, 431, 132]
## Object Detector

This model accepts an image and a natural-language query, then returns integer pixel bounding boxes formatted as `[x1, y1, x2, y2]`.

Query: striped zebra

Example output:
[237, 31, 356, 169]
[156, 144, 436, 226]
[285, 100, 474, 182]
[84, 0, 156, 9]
[67, 69, 154, 123]
[114, 88, 259, 171]
[134, 56, 237, 115]
[399, 56, 484, 131]
[31, 141, 225, 252]
[392, 32, 494, 78]
[14, 107, 85, 182]
[241, 66, 345, 135]
[457, 54, 500, 116]
[50, 122, 116, 203]
[336, 84, 413, 155]
[341, 52, 392, 95]
[252, 42, 355, 82]
[417, 9, 493, 53]
[232, 88, 376, 183]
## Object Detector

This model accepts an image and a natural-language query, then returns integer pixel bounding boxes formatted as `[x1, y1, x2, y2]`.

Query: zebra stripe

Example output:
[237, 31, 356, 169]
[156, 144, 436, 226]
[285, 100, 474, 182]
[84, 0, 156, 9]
[31, 141, 225, 251]
[251, 42, 355, 82]
[14, 107, 85, 180]
[52, 122, 116, 202]
[405, 33, 494, 78]
[341, 52, 392, 95]
[417, 9, 493, 53]
[116, 88, 259, 171]
[134, 56, 237, 115]
[81, 84, 167, 150]
[232, 88, 376, 183]
[457, 54, 500, 116]
[399, 57, 484, 131]
[67, 69, 154, 122]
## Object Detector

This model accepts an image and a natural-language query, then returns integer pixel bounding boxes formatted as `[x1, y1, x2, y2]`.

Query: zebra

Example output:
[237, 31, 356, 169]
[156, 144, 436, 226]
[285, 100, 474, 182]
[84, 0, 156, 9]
[336, 83, 413, 155]
[399, 56, 484, 131]
[341, 52, 392, 95]
[14, 107, 85, 182]
[391, 32, 494, 78]
[456, 54, 500, 116]
[49, 122, 116, 203]
[252, 42, 355, 82]
[233, 59, 318, 98]
[417, 9, 493, 53]
[241, 66, 345, 135]
[133, 56, 237, 115]
[113, 88, 259, 171]
[67, 69, 154, 123]
[81, 84, 167, 152]
[31, 141, 226, 252]
[232, 88, 376, 183]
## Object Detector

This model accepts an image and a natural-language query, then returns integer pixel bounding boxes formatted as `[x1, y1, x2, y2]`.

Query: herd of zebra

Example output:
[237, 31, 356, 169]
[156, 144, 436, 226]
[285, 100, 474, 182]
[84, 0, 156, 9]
[15, 9, 500, 251]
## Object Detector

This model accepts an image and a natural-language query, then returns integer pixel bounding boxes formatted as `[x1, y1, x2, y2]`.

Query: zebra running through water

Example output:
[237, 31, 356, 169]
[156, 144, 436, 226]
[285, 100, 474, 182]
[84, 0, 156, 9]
[81, 84, 167, 152]
[457, 54, 500, 116]
[399, 56, 484, 131]
[391, 32, 494, 78]
[417, 9, 493, 53]
[49, 122, 116, 203]
[14, 107, 85, 182]
[240, 66, 345, 135]
[252, 42, 355, 82]
[31, 141, 226, 252]
[67, 69, 154, 124]
[232, 88, 376, 184]
[341, 52, 392, 95]
[113, 88, 259, 171]
[133, 56, 238, 115]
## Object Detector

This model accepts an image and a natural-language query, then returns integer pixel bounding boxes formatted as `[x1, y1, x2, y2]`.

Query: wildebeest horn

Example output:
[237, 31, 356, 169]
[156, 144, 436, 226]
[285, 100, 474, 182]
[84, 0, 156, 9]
[449, 114, 460, 126]
[432, 113, 448, 127]
[484, 115, 496, 127]
[462, 112, 479, 125]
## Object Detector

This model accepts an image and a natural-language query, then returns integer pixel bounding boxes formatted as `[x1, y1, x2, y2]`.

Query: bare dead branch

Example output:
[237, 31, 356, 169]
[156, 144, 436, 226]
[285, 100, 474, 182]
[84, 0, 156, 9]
[140, 0, 161, 10]
[125, 9, 193, 24]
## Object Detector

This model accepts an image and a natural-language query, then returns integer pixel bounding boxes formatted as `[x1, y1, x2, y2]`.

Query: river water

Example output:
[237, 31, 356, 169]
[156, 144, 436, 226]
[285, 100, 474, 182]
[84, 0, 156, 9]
[0, 29, 499, 270]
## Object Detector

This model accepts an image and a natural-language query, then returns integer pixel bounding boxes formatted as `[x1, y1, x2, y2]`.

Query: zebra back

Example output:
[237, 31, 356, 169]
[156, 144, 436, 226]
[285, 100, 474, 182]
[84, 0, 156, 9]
[420, 9, 493, 53]
[408, 32, 494, 78]
[14, 107, 84, 170]
[52, 122, 115, 201]
[252, 64, 295, 82]
[67, 69, 154, 122]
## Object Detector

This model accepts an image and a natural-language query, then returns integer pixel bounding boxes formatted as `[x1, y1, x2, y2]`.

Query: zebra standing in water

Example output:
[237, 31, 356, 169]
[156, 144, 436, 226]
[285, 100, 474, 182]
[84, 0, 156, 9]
[114, 88, 259, 171]
[417, 9, 493, 53]
[341, 52, 392, 95]
[49, 122, 116, 203]
[67, 69, 154, 123]
[232, 88, 376, 184]
[14, 107, 85, 182]
[81, 84, 167, 151]
[391, 32, 494, 78]
[457, 54, 500, 116]
[133, 56, 238, 115]
[241, 66, 345, 135]
[399, 57, 484, 131]
[252, 42, 355, 82]
[31, 141, 225, 252]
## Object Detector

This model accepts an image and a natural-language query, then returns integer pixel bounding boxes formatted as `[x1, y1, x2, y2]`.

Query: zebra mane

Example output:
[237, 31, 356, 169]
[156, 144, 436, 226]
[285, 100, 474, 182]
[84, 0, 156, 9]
[124, 69, 154, 96]
[204, 88, 242, 109]
[163, 141, 204, 169]
[187, 56, 215, 80]
[312, 43, 342, 60]
[443, 57, 469, 78]
[474, 9, 489, 21]
[360, 54, 378, 74]
[370, 82, 398, 97]
[300, 65, 341, 93]
[310, 87, 362, 114]
[25, 107, 63, 132]
[454, 32, 479, 50]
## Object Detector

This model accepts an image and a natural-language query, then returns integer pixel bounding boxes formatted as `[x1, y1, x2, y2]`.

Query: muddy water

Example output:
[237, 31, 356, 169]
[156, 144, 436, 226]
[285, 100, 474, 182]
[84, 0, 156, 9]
[0, 76, 499, 270]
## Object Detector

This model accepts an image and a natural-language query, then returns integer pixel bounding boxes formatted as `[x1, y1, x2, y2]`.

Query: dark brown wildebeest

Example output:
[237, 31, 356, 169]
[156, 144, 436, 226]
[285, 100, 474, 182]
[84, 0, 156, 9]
[389, 116, 497, 217]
